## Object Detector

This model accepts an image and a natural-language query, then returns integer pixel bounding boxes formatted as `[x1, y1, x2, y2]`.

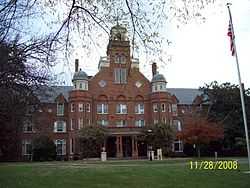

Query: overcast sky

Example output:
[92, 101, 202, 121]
[56, 0, 250, 89]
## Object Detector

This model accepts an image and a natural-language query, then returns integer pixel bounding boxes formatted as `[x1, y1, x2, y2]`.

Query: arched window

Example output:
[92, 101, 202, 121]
[115, 55, 126, 64]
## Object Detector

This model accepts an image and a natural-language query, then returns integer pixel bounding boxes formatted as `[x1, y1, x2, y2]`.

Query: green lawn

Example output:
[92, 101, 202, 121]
[0, 158, 250, 188]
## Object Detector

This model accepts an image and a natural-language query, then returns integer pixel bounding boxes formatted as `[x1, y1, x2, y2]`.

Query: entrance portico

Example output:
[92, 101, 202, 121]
[116, 135, 138, 159]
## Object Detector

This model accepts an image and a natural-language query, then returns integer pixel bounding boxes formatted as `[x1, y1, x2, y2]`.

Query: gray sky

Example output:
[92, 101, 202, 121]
[55, 0, 250, 89]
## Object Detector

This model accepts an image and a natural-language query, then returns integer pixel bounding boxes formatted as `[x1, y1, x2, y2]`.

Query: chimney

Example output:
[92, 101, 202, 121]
[152, 62, 157, 77]
[75, 59, 79, 72]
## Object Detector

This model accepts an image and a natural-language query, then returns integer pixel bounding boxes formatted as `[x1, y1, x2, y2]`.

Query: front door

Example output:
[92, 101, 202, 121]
[122, 136, 132, 157]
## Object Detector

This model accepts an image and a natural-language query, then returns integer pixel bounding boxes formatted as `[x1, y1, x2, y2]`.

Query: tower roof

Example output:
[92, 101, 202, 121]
[151, 73, 166, 82]
[72, 69, 88, 81]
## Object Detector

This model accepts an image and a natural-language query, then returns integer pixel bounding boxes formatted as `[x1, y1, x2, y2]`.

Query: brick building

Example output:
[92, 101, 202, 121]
[20, 24, 202, 160]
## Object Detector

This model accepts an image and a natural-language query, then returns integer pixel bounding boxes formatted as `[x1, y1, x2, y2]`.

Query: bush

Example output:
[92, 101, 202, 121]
[32, 135, 56, 161]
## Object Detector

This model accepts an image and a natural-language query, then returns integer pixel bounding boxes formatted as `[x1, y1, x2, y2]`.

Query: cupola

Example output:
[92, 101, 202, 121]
[72, 59, 88, 91]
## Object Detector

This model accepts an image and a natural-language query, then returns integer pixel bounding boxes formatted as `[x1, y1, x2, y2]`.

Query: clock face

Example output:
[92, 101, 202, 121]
[135, 81, 142, 88]
[99, 80, 107, 88]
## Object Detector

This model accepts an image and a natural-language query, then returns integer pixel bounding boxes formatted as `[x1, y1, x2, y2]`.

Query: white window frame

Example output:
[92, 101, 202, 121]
[70, 138, 74, 154]
[116, 104, 127, 114]
[57, 103, 64, 116]
[71, 103, 75, 112]
[97, 104, 108, 114]
[116, 120, 127, 127]
[115, 54, 126, 64]
[70, 119, 74, 130]
[22, 140, 32, 155]
[114, 68, 127, 84]
[135, 104, 144, 114]
[161, 103, 166, 112]
[86, 103, 90, 112]
[79, 103, 84, 112]
[97, 119, 109, 127]
[54, 121, 66, 133]
[79, 118, 83, 129]
[172, 140, 183, 152]
[135, 119, 145, 127]
[55, 139, 66, 155]
[153, 119, 158, 125]
[23, 120, 33, 133]
[153, 104, 158, 112]
[172, 104, 178, 115]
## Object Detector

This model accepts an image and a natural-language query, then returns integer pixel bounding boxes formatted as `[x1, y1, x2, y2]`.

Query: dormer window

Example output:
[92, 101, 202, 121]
[57, 103, 64, 116]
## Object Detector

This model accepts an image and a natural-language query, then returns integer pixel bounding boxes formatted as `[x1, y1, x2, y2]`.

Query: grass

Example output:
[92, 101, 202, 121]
[0, 158, 250, 188]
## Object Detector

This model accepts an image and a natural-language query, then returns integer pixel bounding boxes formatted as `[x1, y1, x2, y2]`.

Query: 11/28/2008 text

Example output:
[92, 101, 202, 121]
[189, 161, 238, 170]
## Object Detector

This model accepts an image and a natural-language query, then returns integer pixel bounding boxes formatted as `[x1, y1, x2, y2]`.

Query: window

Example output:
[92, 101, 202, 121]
[173, 120, 181, 131]
[54, 121, 66, 133]
[116, 104, 127, 114]
[135, 120, 145, 127]
[79, 103, 84, 112]
[57, 103, 64, 116]
[162, 117, 167, 124]
[97, 120, 109, 127]
[135, 104, 144, 114]
[114, 68, 127, 84]
[23, 120, 33, 132]
[70, 119, 75, 130]
[154, 119, 158, 125]
[71, 103, 75, 112]
[79, 83, 83, 89]
[173, 140, 183, 152]
[116, 120, 127, 127]
[55, 139, 66, 155]
[169, 104, 172, 112]
[86, 103, 90, 112]
[115, 55, 126, 64]
[172, 104, 178, 115]
[70, 139, 74, 154]
[161, 103, 166, 112]
[97, 104, 108, 114]
[79, 118, 83, 129]
[153, 104, 158, 112]
[22, 140, 32, 155]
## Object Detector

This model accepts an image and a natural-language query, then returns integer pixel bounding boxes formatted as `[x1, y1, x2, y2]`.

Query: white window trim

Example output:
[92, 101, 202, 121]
[71, 103, 75, 112]
[23, 120, 33, 133]
[161, 103, 166, 112]
[116, 104, 127, 114]
[135, 119, 145, 127]
[57, 103, 64, 116]
[79, 103, 84, 112]
[116, 120, 127, 127]
[54, 121, 66, 133]
[55, 139, 66, 155]
[153, 104, 158, 112]
[86, 103, 90, 112]
[97, 104, 108, 114]
[97, 119, 108, 126]
[70, 119, 73, 130]
[135, 104, 144, 114]
[172, 140, 183, 152]
[22, 140, 32, 155]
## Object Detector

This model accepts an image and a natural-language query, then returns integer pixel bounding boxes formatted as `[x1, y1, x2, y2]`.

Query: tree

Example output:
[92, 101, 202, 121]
[32, 135, 56, 161]
[200, 81, 250, 150]
[78, 126, 107, 159]
[141, 123, 175, 156]
[0, 37, 52, 161]
[177, 115, 223, 158]
[0, 0, 220, 65]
